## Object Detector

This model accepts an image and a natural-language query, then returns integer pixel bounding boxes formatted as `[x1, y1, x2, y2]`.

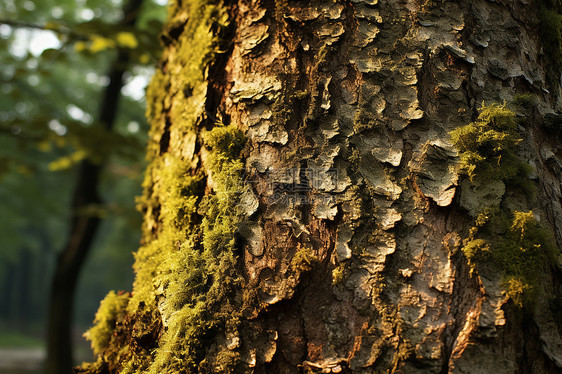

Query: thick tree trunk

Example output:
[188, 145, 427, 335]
[81, 0, 562, 373]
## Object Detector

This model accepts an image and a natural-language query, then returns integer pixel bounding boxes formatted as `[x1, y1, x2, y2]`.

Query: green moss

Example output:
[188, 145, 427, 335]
[349, 148, 361, 164]
[332, 264, 346, 284]
[84, 291, 129, 356]
[451, 104, 524, 181]
[141, 124, 246, 373]
[293, 90, 309, 100]
[461, 208, 556, 307]
[451, 103, 557, 308]
[354, 107, 377, 133]
[504, 277, 534, 308]
[203, 123, 245, 159]
[204, 331, 242, 374]
[462, 238, 491, 272]
[539, 2, 562, 85]
[201, 123, 246, 258]
[450, 103, 534, 198]
[82, 0, 250, 371]
[499, 211, 556, 274]
[311, 43, 329, 75]
[512, 93, 539, 111]
[291, 243, 318, 273]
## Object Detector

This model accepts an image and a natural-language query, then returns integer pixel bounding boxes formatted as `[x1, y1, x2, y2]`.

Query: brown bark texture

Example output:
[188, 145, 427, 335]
[81, 0, 562, 373]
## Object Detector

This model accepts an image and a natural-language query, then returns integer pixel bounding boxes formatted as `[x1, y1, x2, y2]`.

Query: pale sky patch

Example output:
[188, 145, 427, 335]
[121, 73, 150, 101]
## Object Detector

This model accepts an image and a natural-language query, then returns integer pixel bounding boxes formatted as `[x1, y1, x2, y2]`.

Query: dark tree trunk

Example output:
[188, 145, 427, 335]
[45, 164, 102, 373]
[1, 262, 15, 321]
[17, 248, 30, 330]
[81, 0, 562, 373]
[44, 1, 143, 372]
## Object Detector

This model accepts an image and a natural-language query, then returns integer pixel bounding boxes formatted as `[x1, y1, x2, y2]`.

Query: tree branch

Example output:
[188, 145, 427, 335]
[0, 19, 87, 40]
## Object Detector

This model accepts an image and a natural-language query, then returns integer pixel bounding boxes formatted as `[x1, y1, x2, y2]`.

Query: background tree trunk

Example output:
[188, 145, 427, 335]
[82, 0, 562, 372]
[44, 2, 143, 372]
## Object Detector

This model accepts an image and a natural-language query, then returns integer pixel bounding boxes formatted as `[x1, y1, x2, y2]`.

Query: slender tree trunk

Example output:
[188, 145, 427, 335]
[1, 263, 15, 321]
[82, 0, 562, 372]
[44, 1, 142, 372]
[45, 163, 102, 373]
[17, 248, 30, 330]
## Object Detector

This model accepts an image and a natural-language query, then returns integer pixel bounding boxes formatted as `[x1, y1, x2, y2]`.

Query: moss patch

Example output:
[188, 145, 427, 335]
[290, 243, 319, 273]
[137, 124, 245, 373]
[451, 103, 556, 307]
[462, 208, 556, 307]
[539, 1, 562, 85]
[80, 0, 251, 371]
[449, 103, 531, 192]
[84, 291, 130, 356]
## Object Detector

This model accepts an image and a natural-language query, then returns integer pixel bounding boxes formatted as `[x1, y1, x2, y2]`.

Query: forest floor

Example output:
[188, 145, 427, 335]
[0, 330, 93, 373]
[0, 348, 44, 373]
[0, 345, 93, 373]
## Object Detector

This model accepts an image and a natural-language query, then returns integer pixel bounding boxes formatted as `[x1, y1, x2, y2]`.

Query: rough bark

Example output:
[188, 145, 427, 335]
[81, 0, 562, 373]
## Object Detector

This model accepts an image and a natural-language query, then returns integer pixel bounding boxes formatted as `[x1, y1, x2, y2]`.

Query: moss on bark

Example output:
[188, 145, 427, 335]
[78, 0, 251, 371]
[452, 103, 557, 308]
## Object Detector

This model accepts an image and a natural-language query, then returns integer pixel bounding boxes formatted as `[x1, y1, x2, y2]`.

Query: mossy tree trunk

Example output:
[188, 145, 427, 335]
[81, 0, 562, 373]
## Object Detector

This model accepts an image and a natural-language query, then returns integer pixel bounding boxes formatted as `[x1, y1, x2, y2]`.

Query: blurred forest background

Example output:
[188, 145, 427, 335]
[0, 0, 167, 371]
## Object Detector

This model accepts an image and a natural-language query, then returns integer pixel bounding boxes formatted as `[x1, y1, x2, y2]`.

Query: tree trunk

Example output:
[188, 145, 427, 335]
[17, 248, 31, 330]
[45, 2, 142, 372]
[46, 162, 103, 374]
[81, 0, 562, 373]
